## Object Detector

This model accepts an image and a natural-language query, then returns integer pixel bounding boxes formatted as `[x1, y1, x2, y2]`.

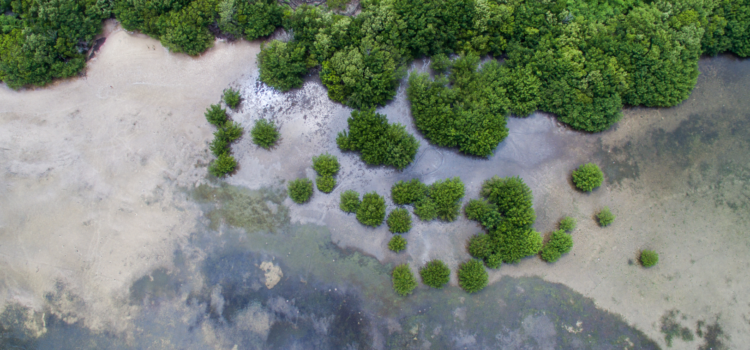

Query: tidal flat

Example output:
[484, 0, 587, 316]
[1, 23, 748, 349]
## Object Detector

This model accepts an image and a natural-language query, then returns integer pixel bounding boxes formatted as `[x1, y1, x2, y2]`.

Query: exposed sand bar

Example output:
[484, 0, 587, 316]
[0, 22, 260, 332]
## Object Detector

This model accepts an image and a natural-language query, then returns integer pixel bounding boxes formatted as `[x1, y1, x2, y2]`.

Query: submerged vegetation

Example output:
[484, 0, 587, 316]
[337, 110, 419, 169]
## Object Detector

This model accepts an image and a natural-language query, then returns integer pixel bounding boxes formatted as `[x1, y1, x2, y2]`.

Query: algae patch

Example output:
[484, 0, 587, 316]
[192, 183, 289, 233]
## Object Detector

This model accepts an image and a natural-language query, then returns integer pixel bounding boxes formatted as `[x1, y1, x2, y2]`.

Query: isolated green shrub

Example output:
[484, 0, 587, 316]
[388, 235, 407, 253]
[316, 175, 335, 193]
[391, 179, 428, 205]
[392, 264, 417, 296]
[468, 234, 492, 260]
[205, 104, 228, 127]
[209, 153, 237, 177]
[640, 250, 659, 267]
[387, 208, 412, 234]
[251, 119, 279, 149]
[209, 137, 230, 157]
[541, 230, 573, 263]
[356, 192, 386, 227]
[414, 199, 438, 221]
[429, 177, 465, 221]
[464, 199, 496, 221]
[572, 163, 604, 192]
[337, 109, 419, 169]
[559, 216, 577, 232]
[223, 88, 241, 109]
[288, 178, 313, 204]
[597, 207, 615, 227]
[215, 122, 243, 143]
[339, 190, 360, 213]
[420, 260, 450, 289]
[312, 153, 340, 176]
[458, 260, 488, 293]
[258, 40, 307, 91]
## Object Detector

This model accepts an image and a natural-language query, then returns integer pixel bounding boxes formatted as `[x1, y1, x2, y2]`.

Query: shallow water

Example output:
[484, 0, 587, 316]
[1, 26, 749, 349]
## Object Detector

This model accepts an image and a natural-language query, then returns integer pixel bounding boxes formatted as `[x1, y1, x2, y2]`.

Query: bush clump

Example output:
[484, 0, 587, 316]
[288, 178, 313, 204]
[597, 207, 615, 227]
[465, 176, 543, 266]
[386, 208, 412, 234]
[429, 177, 465, 221]
[392, 264, 417, 296]
[572, 163, 604, 192]
[458, 260, 488, 293]
[640, 250, 659, 267]
[559, 216, 577, 232]
[391, 179, 428, 205]
[205, 104, 228, 127]
[339, 190, 360, 213]
[337, 109, 419, 170]
[420, 260, 450, 289]
[414, 199, 438, 221]
[356, 192, 386, 227]
[223, 88, 241, 109]
[540, 230, 574, 263]
[316, 175, 335, 193]
[258, 40, 308, 91]
[312, 153, 340, 176]
[250, 119, 280, 149]
[209, 153, 237, 177]
[388, 235, 407, 253]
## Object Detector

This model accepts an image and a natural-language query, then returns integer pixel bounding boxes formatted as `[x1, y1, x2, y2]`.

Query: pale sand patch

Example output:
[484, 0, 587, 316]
[0, 22, 260, 333]
[258, 261, 283, 289]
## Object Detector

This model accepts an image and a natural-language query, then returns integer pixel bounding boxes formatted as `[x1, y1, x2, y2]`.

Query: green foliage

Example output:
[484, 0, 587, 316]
[209, 136, 230, 157]
[420, 260, 450, 289]
[216, 0, 282, 40]
[430, 54, 451, 74]
[223, 88, 241, 109]
[391, 179, 428, 205]
[312, 153, 340, 176]
[386, 208, 412, 234]
[540, 230, 573, 263]
[339, 190, 360, 213]
[388, 235, 407, 253]
[205, 104, 228, 127]
[428, 177, 465, 221]
[458, 259, 488, 294]
[465, 199, 496, 221]
[326, 0, 350, 11]
[214, 121, 243, 143]
[250, 119, 279, 149]
[597, 207, 616, 227]
[559, 216, 577, 232]
[572, 163, 604, 192]
[257, 40, 307, 91]
[356, 192, 386, 227]
[392, 264, 417, 296]
[209, 153, 237, 177]
[316, 175, 335, 193]
[640, 250, 659, 267]
[467, 176, 542, 265]
[337, 109, 419, 169]
[413, 199, 437, 221]
[288, 178, 313, 204]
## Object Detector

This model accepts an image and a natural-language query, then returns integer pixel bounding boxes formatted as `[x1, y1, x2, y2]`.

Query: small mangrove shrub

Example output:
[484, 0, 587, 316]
[288, 178, 313, 204]
[356, 192, 386, 227]
[391, 179, 428, 205]
[205, 104, 228, 127]
[597, 207, 615, 227]
[209, 153, 237, 177]
[464, 199, 496, 221]
[392, 264, 417, 296]
[414, 199, 437, 221]
[223, 87, 241, 109]
[387, 208, 412, 233]
[429, 177, 465, 221]
[458, 259, 488, 293]
[316, 175, 335, 193]
[559, 216, 577, 232]
[251, 119, 280, 149]
[540, 230, 573, 263]
[640, 250, 659, 267]
[388, 235, 407, 253]
[312, 153, 340, 176]
[572, 163, 604, 192]
[339, 190, 360, 213]
[337, 109, 419, 169]
[420, 260, 450, 289]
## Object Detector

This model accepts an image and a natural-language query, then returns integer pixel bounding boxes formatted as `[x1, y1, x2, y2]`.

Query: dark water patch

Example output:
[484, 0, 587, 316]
[660, 309, 694, 347]
[649, 114, 719, 169]
[129, 268, 185, 306]
[595, 138, 640, 186]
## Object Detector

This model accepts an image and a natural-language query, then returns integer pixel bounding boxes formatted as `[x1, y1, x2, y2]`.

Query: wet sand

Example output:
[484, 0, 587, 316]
[1, 21, 748, 349]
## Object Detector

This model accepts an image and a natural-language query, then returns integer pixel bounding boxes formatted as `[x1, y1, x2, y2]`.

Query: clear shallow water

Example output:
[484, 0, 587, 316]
[2, 53, 749, 349]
